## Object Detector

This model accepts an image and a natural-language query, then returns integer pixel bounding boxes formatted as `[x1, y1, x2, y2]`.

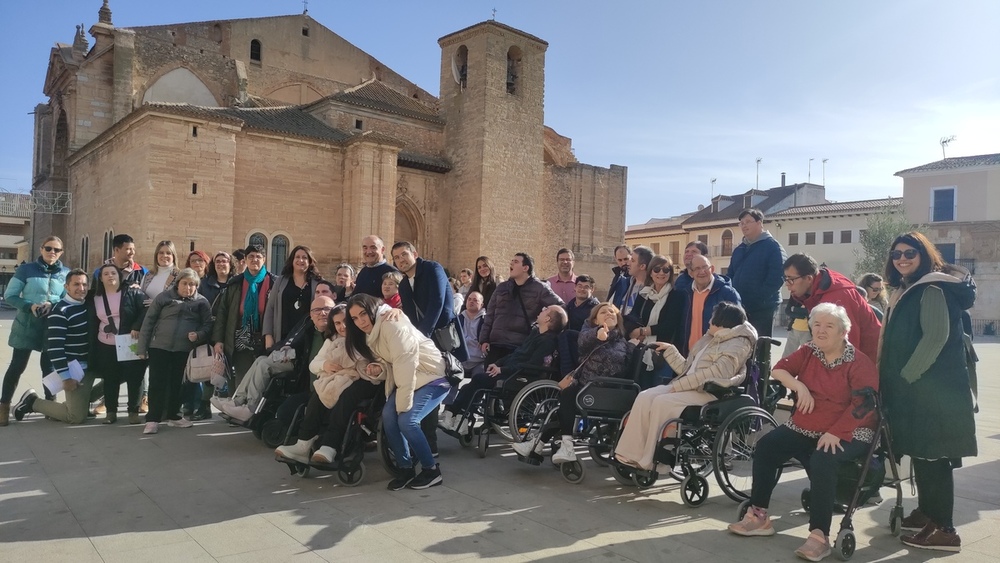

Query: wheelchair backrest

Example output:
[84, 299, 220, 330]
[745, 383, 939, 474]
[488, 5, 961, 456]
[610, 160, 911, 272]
[557, 329, 580, 376]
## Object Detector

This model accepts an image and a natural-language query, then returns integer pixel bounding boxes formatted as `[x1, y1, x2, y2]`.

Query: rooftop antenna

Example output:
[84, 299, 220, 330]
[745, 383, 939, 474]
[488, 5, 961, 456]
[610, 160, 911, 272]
[808, 158, 814, 183]
[940, 135, 956, 159]
[711, 178, 717, 199]
[755, 157, 762, 191]
[822, 158, 828, 186]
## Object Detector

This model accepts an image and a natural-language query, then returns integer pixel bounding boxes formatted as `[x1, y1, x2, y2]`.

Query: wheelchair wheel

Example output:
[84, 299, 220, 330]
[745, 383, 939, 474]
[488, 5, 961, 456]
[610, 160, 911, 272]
[801, 488, 811, 512]
[611, 463, 635, 486]
[560, 460, 586, 484]
[835, 528, 856, 560]
[296, 463, 311, 478]
[261, 419, 288, 448]
[587, 424, 614, 467]
[337, 462, 366, 487]
[681, 474, 709, 507]
[250, 416, 266, 440]
[889, 505, 904, 537]
[713, 406, 778, 502]
[632, 471, 658, 490]
[486, 395, 514, 442]
[477, 431, 489, 458]
[507, 379, 560, 442]
[736, 499, 751, 520]
[376, 420, 408, 479]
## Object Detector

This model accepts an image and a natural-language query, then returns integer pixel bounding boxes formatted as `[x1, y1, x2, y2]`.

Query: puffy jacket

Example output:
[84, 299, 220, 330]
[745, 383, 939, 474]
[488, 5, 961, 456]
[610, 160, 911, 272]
[663, 321, 757, 392]
[366, 305, 447, 413]
[5, 257, 68, 350]
[728, 231, 786, 310]
[480, 277, 563, 350]
[573, 326, 633, 385]
[798, 268, 882, 362]
[682, 274, 742, 356]
[137, 287, 213, 355]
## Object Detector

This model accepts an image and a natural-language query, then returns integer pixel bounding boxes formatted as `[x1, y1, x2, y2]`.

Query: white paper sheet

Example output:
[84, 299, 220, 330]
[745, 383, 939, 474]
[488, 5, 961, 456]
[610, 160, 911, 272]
[42, 360, 85, 395]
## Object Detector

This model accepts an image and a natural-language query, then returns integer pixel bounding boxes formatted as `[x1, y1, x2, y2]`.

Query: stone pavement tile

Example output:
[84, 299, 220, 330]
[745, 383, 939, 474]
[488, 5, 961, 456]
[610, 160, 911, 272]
[306, 525, 415, 560]
[373, 517, 511, 562]
[0, 492, 84, 544]
[256, 504, 372, 551]
[0, 538, 104, 562]
[144, 486, 257, 528]
[571, 526, 716, 561]
[183, 515, 303, 558]
[318, 488, 414, 523]
[442, 508, 583, 558]
[215, 544, 327, 562]
[101, 538, 217, 562]
[89, 529, 194, 556]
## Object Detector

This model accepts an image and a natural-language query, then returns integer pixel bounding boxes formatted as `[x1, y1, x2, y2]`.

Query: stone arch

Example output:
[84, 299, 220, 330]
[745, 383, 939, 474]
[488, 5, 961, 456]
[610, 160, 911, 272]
[394, 196, 423, 249]
[52, 108, 69, 181]
[264, 82, 325, 105]
[141, 66, 221, 107]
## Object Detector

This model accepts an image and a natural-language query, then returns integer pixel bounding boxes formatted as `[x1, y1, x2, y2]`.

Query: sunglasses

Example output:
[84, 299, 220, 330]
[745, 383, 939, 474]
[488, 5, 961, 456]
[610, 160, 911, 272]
[43, 246, 63, 253]
[890, 249, 919, 260]
[650, 266, 670, 274]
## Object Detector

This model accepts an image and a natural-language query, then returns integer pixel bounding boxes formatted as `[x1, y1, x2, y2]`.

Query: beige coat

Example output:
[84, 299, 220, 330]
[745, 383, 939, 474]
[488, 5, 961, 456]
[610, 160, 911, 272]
[661, 322, 757, 392]
[310, 336, 379, 409]
[366, 305, 446, 413]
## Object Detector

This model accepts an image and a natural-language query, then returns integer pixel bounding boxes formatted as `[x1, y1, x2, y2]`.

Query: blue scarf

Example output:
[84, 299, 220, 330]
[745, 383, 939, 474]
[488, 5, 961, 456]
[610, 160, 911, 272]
[241, 266, 268, 330]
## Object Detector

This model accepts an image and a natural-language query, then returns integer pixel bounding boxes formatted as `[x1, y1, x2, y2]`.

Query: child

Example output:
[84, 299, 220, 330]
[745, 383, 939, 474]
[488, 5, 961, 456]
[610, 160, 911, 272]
[381, 271, 403, 309]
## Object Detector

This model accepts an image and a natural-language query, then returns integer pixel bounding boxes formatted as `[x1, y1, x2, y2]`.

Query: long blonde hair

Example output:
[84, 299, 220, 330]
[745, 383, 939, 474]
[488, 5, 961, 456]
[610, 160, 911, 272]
[150, 240, 178, 275]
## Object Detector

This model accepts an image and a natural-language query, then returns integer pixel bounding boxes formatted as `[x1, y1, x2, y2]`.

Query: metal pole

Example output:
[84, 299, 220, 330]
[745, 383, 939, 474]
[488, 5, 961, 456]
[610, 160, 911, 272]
[755, 157, 762, 191]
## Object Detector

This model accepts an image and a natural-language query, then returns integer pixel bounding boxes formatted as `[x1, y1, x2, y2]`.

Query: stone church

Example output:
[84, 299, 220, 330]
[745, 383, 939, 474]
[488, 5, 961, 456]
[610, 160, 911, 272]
[32, 1, 627, 285]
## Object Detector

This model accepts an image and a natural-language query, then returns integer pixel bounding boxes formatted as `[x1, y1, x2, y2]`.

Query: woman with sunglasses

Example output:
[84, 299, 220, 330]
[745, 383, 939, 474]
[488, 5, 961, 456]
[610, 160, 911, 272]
[623, 254, 686, 388]
[0, 237, 69, 425]
[89, 264, 147, 424]
[879, 231, 977, 552]
[858, 272, 888, 315]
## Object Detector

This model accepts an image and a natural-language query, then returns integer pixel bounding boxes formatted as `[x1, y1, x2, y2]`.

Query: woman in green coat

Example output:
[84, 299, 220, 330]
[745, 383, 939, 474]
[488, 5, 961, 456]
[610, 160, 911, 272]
[879, 231, 976, 553]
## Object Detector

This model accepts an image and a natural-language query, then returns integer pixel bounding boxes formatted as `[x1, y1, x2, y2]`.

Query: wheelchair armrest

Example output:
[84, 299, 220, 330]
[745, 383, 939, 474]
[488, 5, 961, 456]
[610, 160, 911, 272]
[702, 381, 740, 399]
[513, 365, 560, 381]
[587, 377, 642, 391]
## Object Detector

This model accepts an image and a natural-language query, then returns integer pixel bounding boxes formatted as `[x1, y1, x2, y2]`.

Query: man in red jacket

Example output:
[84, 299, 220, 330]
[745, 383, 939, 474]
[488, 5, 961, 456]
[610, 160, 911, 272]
[783, 254, 882, 361]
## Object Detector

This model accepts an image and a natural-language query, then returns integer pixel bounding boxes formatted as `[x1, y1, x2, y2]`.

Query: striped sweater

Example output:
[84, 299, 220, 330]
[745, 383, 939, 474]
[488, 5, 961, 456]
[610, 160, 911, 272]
[47, 297, 90, 378]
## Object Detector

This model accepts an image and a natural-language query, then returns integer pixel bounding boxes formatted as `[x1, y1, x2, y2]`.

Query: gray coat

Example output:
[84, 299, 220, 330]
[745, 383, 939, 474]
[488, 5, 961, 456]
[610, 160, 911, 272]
[137, 287, 213, 355]
[480, 277, 563, 350]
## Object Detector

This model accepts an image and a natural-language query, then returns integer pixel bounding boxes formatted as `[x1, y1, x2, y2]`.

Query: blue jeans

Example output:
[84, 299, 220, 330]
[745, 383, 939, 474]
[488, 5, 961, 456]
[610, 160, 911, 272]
[382, 384, 449, 470]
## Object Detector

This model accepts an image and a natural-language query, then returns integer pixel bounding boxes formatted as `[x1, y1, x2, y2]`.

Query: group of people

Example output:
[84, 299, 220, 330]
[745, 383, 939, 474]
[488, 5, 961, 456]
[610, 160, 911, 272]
[0, 210, 979, 557]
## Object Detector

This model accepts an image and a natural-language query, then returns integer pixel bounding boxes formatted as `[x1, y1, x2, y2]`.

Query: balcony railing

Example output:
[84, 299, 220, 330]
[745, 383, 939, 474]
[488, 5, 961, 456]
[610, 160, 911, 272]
[955, 258, 976, 275]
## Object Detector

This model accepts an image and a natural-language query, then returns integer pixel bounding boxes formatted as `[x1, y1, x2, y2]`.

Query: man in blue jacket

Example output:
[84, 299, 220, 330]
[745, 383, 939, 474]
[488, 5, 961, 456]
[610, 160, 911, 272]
[727, 209, 786, 337]
[607, 245, 632, 308]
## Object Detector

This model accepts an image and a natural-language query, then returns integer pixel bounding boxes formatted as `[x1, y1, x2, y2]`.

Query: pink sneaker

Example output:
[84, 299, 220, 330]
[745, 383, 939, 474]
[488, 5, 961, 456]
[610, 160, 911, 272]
[728, 507, 775, 537]
[794, 529, 831, 561]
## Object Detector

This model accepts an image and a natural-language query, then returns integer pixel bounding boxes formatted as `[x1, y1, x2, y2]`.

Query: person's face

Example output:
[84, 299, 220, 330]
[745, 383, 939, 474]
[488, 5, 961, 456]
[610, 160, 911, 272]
[477, 260, 491, 278]
[101, 267, 120, 289]
[177, 278, 198, 298]
[594, 305, 619, 328]
[188, 255, 207, 275]
[650, 262, 671, 287]
[683, 245, 703, 269]
[510, 256, 528, 279]
[245, 252, 265, 275]
[536, 305, 555, 328]
[314, 284, 334, 299]
[114, 243, 135, 264]
[233, 258, 246, 274]
[691, 256, 713, 285]
[309, 298, 334, 330]
[891, 243, 921, 278]
[40, 241, 64, 265]
[465, 292, 483, 313]
[866, 281, 883, 299]
[336, 267, 353, 287]
[459, 271, 471, 285]
[214, 255, 231, 277]
[382, 279, 399, 298]
[810, 313, 846, 352]
[574, 281, 594, 301]
[629, 253, 646, 279]
[349, 304, 374, 334]
[332, 311, 348, 337]
[614, 248, 631, 271]
[739, 215, 764, 240]
[157, 246, 174, 268]
[66, 275, 88, 300]
[391, 247, 417, 273]
[557, 252, 574, 275]
[783, 266, 813, 300]
[292, 250, 310, 273]
[362, 237, 384, 267]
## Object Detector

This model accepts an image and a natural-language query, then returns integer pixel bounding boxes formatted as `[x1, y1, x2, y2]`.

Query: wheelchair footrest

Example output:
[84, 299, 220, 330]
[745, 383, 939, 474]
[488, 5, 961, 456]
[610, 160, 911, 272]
[516, 452, 544, 466]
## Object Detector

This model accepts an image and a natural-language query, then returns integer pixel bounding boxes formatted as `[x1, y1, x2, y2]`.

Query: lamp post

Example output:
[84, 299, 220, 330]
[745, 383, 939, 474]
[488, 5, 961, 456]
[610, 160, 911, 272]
[755, 157, 762, 190]
[808, 158, 814, 183]
[711, 178, 717, 199]
[822, 158, 828, 186]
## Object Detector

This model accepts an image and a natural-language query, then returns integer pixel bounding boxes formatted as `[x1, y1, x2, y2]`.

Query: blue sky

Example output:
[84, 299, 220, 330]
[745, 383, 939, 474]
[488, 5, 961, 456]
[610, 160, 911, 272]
[1, 1, 997, 226]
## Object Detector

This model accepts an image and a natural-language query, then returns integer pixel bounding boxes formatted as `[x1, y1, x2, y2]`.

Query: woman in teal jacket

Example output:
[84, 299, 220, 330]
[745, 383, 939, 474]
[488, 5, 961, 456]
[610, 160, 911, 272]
[0, 236, 69, 424]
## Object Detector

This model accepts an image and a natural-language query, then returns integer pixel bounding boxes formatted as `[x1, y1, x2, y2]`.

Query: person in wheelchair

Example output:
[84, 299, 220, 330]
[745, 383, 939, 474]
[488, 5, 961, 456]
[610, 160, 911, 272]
[613, 301, 756, 471]
[275, 304, 382, 464]
[512, 302, 631, 464]
[727, 303, 878, 562]
[440, 305, 567, 434]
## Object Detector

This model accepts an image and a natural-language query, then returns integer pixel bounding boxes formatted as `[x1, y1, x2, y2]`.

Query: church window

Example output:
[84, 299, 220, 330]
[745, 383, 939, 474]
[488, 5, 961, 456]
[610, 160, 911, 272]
[250, 39, 262, 63]
[80, 236, 89, 271]
[213, 24, 222, 44]
[302, 27, 310, 37]
[452, 46, 468, 90]
[249, 232, 267, 250]
[355, 119, 363, 130]
[506, 46, 522, 95]
[192, 183, 198, 195]
[190, 241, 196, 252]
[192, 126, 198, 137]
[271, 235, 289, 273]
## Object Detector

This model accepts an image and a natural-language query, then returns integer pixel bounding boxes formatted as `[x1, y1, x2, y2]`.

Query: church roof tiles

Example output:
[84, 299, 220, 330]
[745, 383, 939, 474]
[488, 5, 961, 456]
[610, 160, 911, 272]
[146, 103, 351, 144]
[330, 80, 443, 124]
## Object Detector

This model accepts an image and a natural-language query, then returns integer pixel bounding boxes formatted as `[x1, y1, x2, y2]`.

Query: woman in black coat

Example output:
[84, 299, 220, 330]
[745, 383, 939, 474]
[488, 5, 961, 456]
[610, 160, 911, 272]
[623, 255, 686, 388]
[880, 231, 976, 553]
[90, 264, 147, 424]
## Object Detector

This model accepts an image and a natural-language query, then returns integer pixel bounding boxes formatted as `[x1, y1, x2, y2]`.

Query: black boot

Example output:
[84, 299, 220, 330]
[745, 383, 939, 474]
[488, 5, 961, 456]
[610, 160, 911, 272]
[191, 401, 213, 421]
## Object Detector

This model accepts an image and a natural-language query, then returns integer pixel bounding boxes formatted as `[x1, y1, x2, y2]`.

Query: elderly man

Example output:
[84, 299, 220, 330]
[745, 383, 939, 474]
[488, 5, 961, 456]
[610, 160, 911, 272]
[355, 236, 397, 298]
[459, 292, 487, 375]
[674, 240, 709, 293]
[214, 295, 334, 422]
[728, 209, 786, 337]
[683, 254, 742, 355]
[547, 248, 578, 303]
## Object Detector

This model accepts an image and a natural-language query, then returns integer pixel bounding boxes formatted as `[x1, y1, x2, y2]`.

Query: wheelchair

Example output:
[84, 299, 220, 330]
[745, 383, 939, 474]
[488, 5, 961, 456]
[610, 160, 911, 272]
[218, 364, 309, 448]
[512, 342, 651, 484]
[608, 338, 782, 506]
[276, 395, 407, 487]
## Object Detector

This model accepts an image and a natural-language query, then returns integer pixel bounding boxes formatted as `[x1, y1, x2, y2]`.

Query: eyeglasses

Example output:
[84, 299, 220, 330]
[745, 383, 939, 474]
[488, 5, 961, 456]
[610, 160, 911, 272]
[43, 246, 63, 253]
[869, 285, 883, 292]
[310, 307, 334, 314]
[890, 249, 919, 260]
[783, 275, 804, 284]
[650, 266, 670, 274]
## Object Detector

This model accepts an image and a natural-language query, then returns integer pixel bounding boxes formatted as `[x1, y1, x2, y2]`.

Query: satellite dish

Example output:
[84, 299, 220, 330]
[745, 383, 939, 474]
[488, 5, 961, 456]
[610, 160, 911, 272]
[451, 54, 461, 85]
[698, 204, 705, 210]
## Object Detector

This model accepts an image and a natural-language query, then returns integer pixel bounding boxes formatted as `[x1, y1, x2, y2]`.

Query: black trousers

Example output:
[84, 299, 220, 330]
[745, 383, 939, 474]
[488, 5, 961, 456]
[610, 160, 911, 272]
[1, 348, 53, 403]
[95, 343, 145, 413]
[749, 425, 869, 535]
[540, 381, 580, 442]
[297, 380, 384, 449]
[913, 458, 956, 529]
[745, 305, 777, 338]
[447, 372, 503, 414]
[146, 349, 188, 422]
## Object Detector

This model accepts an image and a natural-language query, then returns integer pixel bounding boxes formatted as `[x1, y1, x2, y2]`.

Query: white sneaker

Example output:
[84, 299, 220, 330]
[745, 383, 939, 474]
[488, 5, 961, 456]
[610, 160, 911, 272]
[456, 418, 470, 436]
[221, 403, 252, 422]
[143, 422, 159, 435]
[511, 438, 544, 457]
[275, 437, 316, 464]
[551, 436, 577, 464]
[168, 418, 193, 428]
[440, 411, 455, 431]
[210, 396, 231, 411]
[311, 446, 336, 464]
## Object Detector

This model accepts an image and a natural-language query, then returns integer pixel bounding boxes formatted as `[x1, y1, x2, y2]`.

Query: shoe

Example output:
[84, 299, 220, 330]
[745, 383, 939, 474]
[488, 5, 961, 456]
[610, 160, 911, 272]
[387, 468, 417, 491]
[128, 413, 141, 425]
[220, 403, 252, 422]
[103, 414, 117, 425]
[0, 402, 9, 426]
[13, 389, 38, 421]
[93, 398, 106, 415]
[209, 396, 228, 411]
[794, 529, 831, 561]
[143, 422, 159, 434]
[191, 402, 212, 421]
[139, 396, 149, 414]
[456, 418, 470, 436]
[900, 508, 931, 532]
[275, 437, 316, 464]
[512, 438, 544, 458]
[440, 411, 455, 431]
[551, 436, 577, 464]
[901, 522, 961, 552]
[311, 446, 336, 464]
[167, 418, 193, 428]
[408, 465, 443, 490]
[727, 506, 776, 537]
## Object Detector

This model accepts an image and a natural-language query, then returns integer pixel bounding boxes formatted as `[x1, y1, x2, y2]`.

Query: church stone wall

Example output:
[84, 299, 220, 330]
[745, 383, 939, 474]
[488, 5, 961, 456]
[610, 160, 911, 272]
[310, 106, 443, 156]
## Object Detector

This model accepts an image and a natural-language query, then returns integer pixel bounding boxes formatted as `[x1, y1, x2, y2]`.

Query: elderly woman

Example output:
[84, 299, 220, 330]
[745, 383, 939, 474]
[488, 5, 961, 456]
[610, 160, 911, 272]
[90, 264, 147, 424]
[728, 303, 879, 562]
[136, 268, 213, 435]
[263, 245, 323, 351]
[0, 236, 68, 424]
[344, 294, 450, 491]
[512, 302, 632, 464]
[623, 254, 687, 388]
[880, 232, 976, 552]
[614, 302, 756, 471]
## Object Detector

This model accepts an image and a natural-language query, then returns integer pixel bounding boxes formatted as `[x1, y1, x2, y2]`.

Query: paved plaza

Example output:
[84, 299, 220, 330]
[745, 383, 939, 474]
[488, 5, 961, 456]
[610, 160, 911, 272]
[1, 311, 997, 562]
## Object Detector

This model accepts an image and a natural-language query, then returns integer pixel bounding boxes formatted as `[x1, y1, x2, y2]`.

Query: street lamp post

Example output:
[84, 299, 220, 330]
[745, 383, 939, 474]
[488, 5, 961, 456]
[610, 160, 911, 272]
[822, 158, 828, 186]
[756, 157, 762, 191]
[808, 158, 814, 183]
